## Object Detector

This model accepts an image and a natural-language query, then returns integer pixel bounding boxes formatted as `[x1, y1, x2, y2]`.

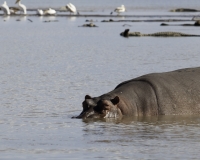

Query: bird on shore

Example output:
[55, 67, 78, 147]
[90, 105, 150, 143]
[66, 3, 79, 15]
[0, 6, 20, 15]
[37, 9, 44, 16]
[15, 0, 26, 15]
[9, 7, 20, 14]
[110, 5, 125, 15]
[1, 1, 10, 15]
[44, 8, 56, 15]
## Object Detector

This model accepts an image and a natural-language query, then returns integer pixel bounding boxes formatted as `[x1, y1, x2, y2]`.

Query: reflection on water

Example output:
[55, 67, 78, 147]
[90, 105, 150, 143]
[81, 116, 200, 159]
[68, 16, 77, 22]
[2, 15, 10, 21]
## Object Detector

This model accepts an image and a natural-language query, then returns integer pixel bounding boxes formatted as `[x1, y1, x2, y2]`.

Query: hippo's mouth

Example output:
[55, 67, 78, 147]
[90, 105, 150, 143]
[72, 107, 122, 119]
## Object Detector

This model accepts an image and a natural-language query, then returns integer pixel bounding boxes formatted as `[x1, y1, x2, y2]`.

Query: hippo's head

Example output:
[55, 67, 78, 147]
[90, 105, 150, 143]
[73, 95, 122, 119]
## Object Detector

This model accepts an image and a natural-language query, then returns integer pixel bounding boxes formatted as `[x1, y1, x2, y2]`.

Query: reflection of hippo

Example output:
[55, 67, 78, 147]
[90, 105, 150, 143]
[170, 8, 200, 12]
[73, 67, 200, 119]
[161, 20, 200, 26]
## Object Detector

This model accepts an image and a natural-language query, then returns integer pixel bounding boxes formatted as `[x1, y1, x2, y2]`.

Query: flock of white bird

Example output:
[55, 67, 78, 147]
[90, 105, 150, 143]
[1, 0, 26, 15]
[37, 3, 79, 16]
[1, 0, 126, 16]
[0, 0, 79, 16]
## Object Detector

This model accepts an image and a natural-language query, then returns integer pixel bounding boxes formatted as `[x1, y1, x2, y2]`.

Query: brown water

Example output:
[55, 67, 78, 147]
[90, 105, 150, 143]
[1, 1, 200, 159]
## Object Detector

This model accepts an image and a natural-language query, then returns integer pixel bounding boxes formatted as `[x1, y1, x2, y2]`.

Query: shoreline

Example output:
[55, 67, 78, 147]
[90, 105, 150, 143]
[0, 13, 199, 18]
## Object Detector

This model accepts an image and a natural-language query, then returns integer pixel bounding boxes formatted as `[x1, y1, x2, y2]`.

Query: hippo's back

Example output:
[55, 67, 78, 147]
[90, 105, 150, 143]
[116, 67, 200, 115]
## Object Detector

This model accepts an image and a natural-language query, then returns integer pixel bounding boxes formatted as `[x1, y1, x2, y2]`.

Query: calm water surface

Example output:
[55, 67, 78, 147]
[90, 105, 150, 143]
[1, 0, 200, 159]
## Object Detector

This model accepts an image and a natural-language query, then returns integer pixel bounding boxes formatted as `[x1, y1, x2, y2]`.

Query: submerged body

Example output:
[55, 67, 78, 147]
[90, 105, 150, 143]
[170, 8, 200, 12]
[74, 67, 200, 119]
[120, 29, 200, 37]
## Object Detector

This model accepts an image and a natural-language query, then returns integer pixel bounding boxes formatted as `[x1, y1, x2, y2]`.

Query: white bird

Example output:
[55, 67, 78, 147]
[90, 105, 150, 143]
[44, 8, 56, 15]
[37, 9, 44, 16]
[66, 3, 79, 15]
[15, 0, 26, 15]
[1, 1, 10, 15]
[111, 5, 126, 15]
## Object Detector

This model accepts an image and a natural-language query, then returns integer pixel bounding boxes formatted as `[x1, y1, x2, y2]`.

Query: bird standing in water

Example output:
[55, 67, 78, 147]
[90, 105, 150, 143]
[15, 0, 26, 15]
[111, 5, 126, 15]
[37, 9, 44, 16]
[1, 1, 10, 15]
[66, 3, 79, 15]
[44, 8, 56, 15]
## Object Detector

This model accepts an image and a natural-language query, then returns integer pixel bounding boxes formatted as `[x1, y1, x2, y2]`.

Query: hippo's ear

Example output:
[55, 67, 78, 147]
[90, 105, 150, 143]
[85, 95, 92, 100]
[86, 99, 96, 106]
[84, 95, 96, 106]
[111, 96, 120, 105]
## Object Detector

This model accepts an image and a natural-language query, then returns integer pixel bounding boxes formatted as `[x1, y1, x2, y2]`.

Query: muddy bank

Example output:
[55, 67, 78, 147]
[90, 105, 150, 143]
[160, 20, 200, 26]
[101, 19, 193, 23]
[0, 13, 198, 18]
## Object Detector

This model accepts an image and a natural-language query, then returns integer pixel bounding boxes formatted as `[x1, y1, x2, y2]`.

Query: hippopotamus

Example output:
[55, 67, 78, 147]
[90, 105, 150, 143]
[73, 67, 200, 119]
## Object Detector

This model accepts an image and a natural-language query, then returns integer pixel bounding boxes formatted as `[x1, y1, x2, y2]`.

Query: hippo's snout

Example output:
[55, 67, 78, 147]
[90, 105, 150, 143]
[72, 95, 122, 119]
[72, 109, 102, 119]
[72, 103, 101, 119]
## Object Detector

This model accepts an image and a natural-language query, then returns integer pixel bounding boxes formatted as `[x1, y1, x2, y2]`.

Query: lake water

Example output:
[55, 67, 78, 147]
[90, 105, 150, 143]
[1, 0, 200, 159]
